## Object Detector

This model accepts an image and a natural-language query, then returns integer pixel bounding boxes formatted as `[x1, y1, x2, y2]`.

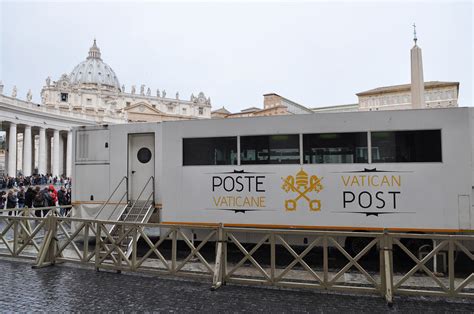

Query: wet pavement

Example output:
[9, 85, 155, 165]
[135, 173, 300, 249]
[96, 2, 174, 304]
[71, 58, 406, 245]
[0, 259, 472, 312]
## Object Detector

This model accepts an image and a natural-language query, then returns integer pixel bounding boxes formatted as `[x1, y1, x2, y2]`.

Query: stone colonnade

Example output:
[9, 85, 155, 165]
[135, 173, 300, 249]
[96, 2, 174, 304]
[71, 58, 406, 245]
[4, 122, 72, 177]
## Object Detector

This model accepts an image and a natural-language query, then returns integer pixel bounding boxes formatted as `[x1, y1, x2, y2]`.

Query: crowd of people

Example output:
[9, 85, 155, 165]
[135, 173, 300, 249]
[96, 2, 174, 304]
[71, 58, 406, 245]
[0, 174, 72, 216]
[0, 174, 71, 190]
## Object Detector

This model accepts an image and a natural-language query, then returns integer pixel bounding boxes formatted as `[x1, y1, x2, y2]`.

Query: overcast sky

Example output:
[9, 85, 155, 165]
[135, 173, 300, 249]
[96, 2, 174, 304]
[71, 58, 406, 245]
[0, 1, 472, 112]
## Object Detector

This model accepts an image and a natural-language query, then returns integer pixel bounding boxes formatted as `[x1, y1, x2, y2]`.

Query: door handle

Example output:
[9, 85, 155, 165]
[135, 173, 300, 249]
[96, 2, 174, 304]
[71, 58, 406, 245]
[131, 170, 136, 174]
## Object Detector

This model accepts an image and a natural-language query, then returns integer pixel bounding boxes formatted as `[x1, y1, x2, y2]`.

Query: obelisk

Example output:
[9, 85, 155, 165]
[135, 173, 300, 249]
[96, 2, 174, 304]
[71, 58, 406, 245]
[410, 23, 425, 109]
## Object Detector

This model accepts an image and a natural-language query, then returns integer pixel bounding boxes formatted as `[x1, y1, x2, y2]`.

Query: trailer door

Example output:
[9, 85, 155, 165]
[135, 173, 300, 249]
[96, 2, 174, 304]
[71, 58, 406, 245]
[128, 133, 155, 201]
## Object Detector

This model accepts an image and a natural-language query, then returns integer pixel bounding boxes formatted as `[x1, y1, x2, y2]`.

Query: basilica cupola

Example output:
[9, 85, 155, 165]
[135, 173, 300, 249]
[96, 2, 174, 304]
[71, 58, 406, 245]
[68, 39, 120, 90]
[87, 39, 102, 60]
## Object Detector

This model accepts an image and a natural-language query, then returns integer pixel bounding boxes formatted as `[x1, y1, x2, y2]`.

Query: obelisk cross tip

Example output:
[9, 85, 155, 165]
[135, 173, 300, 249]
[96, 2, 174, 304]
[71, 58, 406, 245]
[413, 23, 418, 45]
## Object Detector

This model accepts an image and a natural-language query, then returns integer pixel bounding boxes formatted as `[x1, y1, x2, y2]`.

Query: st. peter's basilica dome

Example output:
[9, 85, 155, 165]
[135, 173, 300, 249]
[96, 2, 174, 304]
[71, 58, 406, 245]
[69, 40, 121, 90]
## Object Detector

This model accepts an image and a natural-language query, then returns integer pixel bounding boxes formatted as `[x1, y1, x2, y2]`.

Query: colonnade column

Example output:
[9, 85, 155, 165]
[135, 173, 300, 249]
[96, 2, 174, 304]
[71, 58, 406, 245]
[4, 130, 8, 175]
[53, 129, 60, 177]
[23, 125, 32, 176]
[46, 134, 51, 174]
[7, 123, 17, 176]
[31, 133, 36, 174]
[38, 127, 46, 175]
[66, 131, 72, 178]
[59, 133, 64, 176]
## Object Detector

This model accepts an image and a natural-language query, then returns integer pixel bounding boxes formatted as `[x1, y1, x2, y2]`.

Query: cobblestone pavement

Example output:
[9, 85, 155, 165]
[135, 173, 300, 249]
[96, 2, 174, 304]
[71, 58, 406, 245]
[0, 259, 472, 312]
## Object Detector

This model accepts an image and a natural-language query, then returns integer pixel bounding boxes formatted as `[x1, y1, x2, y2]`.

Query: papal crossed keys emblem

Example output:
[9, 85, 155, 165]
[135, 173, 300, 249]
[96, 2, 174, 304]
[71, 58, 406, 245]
[281, 169, 324, 212]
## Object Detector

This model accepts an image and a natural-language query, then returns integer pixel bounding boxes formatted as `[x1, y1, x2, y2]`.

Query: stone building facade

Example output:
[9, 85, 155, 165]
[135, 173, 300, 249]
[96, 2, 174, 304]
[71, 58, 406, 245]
[211, 93, 313, 118]
[0, 39, 214, 176]
[41, 40, 212, 123]
[214, 79, 460, 118]
[356, 81, 459, 111]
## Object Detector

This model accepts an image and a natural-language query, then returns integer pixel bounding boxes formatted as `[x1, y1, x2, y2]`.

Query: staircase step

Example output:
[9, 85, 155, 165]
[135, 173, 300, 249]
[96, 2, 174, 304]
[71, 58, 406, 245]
[100, 201, 153, 262]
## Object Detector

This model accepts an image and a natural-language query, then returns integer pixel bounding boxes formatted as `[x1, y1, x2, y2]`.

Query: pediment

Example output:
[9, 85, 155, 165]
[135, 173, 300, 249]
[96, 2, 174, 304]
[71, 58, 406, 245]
[124, 102, 165, 115]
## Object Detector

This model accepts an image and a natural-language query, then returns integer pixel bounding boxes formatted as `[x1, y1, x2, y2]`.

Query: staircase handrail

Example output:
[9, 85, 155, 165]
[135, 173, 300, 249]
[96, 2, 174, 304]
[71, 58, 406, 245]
[95, 176, 128, 219]
[137, 192, 154, 223]
[122, 176, 154, 222]
[105, 190, 128, 221]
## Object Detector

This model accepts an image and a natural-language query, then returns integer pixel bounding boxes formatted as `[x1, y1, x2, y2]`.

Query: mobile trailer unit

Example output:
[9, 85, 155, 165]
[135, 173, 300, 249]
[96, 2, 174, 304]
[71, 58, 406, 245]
[72, 107, 474, 249]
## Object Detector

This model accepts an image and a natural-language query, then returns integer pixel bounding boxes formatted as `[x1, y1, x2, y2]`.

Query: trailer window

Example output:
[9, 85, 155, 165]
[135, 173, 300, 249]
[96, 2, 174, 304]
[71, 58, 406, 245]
[241, 134, 300, 164]
[183, 137, 237, 165]
[371, 130, 442, 163]
[303, 132, 368, 164]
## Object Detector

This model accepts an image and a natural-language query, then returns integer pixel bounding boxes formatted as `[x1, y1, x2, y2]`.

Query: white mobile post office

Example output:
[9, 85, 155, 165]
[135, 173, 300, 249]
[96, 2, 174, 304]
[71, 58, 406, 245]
[72, 107, 474, 249]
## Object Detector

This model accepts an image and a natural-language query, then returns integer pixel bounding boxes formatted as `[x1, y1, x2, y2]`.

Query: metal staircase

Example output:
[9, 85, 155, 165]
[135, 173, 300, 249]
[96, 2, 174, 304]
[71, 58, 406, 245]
[100, 176, 155, 260]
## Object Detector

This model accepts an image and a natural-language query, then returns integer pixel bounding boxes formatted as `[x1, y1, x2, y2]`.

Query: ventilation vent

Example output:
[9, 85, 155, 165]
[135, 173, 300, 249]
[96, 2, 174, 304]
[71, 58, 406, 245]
[75, 129, 110, 163]
[77, 132, 89, 160]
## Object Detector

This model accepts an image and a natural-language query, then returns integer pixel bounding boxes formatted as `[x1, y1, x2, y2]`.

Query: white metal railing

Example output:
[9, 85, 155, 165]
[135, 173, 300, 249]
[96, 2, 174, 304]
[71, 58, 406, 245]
[95, 176, 129, 221]
[122, 176, 154, 222]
